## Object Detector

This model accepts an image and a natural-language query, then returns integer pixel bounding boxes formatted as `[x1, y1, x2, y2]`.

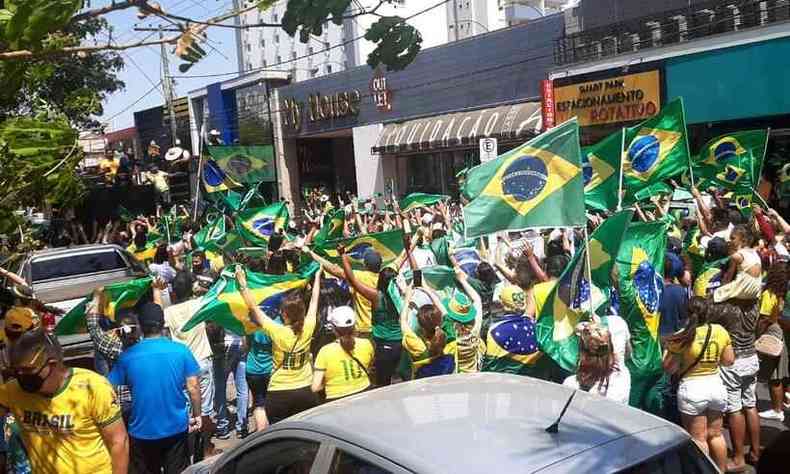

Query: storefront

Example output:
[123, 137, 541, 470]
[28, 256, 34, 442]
[273, 13, 565, 205]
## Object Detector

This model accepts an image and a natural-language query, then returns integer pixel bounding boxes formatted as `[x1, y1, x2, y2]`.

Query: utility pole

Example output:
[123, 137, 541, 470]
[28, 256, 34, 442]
[159, 26, 179, 147]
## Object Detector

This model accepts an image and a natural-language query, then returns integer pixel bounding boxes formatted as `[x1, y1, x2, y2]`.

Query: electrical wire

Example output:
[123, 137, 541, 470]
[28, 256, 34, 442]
[104, 80, 164, 123]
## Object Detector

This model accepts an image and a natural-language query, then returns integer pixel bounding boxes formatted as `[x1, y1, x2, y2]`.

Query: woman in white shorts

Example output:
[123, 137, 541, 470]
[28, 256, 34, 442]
[663, 297, 735, 472]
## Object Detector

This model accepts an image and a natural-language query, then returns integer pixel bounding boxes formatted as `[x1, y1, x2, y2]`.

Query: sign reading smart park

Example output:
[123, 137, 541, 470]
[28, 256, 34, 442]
[553, 70, 661, 126]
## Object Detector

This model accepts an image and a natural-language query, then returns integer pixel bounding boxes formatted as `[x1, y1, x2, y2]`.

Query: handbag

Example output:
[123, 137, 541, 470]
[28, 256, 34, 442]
[755, 322, 784, 358]
[664, 324, 712, 425]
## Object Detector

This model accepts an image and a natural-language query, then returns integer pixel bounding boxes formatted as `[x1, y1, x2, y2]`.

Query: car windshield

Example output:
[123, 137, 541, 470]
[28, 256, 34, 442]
[32, 250, 127, 282]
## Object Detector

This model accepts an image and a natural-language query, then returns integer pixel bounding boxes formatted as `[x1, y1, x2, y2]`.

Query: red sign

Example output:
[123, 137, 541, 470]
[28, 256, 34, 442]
[541, 79, 555, 130]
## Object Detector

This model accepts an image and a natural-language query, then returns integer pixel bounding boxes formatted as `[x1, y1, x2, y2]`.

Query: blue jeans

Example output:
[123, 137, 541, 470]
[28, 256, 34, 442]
[215, 341, 248, 433]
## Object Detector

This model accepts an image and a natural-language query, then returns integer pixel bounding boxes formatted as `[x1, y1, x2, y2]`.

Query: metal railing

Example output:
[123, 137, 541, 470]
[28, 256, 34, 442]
[555, 0, 790, 65]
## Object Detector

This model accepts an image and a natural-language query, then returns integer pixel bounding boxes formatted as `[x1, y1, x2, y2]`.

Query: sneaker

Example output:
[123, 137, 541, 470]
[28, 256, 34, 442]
[236, 429, 249, 439]
[758, 409, 785, 422]
[214, 431, 231, 440]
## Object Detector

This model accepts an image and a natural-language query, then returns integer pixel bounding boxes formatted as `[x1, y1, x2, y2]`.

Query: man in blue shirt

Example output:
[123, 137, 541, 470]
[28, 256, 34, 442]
[658, 252, 689, 337]
[109, 303, 201, 474]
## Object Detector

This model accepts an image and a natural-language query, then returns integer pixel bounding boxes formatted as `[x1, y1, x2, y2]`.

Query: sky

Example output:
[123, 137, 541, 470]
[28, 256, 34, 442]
[96, 0, 452, 131]
[98, 1, 241, 131]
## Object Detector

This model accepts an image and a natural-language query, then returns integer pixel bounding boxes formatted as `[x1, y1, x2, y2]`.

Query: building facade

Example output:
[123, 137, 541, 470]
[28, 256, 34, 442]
[270, 15, 564, 207]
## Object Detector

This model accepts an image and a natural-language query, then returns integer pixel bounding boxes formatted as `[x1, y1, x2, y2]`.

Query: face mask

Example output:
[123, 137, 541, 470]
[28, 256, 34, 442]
[17, 364, 49, 393]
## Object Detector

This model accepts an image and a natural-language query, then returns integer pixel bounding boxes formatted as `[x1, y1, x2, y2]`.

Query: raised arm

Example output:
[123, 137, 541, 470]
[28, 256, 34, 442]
[421, 286, 448, 317]
[523, 242, 548, 283]
[236, 266, 274, 329]
[0, 266, 28, 288]
[495, 238, 517, 284]
[306, 248, 344, 279]
[341, 252, 378, 303]
[691, 187, 713, 235]
[453, 262, 483, 334]
[305, 267, 323, 322]
[399, 285, 415, 335]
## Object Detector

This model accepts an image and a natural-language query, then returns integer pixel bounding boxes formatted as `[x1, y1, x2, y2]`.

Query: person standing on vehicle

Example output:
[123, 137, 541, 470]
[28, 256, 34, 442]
[0, 328, 129, 474]
[108, 303, 202, 473]
[312, 306, 373, 401]
[235, 266, 322, 424]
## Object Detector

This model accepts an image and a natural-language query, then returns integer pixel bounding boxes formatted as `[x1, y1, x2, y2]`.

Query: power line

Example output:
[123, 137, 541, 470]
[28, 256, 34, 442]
[104, 80, 164, 123]
[171, 0, 453, 79]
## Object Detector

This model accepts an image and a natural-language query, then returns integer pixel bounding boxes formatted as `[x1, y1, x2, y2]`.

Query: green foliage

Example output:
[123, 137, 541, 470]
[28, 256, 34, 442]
[4, 0, 81, 49]
[365, 16, 422, 71]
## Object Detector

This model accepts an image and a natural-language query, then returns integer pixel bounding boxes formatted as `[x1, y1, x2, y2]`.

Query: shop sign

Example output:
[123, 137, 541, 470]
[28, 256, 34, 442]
[541, 79, 555, 130]
[370, 69, 392, 112]
[282, 90, 362, 131]
[479, 138, 498, 162]
[553, 70, 661, 126]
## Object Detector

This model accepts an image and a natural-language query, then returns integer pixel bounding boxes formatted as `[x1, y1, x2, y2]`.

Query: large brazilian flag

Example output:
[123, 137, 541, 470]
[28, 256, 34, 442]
[203, 159, 241, 193]
[616, 218, 671, 409]
[536, 210, 633, 372]
[462, 119, 585, 238]
[315, 229, 404, 269]
[235, 202, 290, 246]
[182, 263, 318, 335]
[399, 193, 448, 212]
[582, 129, 622, 212]
[206, 145, 275, 184]
[623, 98, 690, 201]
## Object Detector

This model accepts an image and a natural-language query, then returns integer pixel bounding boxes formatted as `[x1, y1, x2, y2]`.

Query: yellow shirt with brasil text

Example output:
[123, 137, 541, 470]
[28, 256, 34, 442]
[351, 270, 378, 334]
[667, 323, 731, 378]
[0, 368, 122, 474]
[314, 339, 373, 400]
[261, 313, 316, 391]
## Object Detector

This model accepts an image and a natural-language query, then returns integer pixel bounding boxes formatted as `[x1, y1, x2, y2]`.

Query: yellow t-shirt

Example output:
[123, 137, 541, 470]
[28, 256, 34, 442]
[759, 291, 782, 322]
[351, 270, 378, 334]
[532, 280, 557, 317]
[0, 368, 121, 474]
[314, 339, 373, 400]
[402, 327, 458, 378]
[261, 313, 316, 391]
[668, 324, 731, 378]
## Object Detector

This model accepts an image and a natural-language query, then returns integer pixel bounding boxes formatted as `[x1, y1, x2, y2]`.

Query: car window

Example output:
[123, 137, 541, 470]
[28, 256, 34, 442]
[217, 438, 320, 474]
[32, 251, 127, 281]
[617, 441, 717, 474]
[329, 449, 393, 474]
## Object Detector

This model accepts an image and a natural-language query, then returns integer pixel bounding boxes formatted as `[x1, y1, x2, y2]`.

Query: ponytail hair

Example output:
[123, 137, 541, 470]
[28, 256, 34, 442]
[663, 296, 709, 350]
[335, 326, 356, 353]
[417, 305, 446, 357]
[281, 290, 306, 335]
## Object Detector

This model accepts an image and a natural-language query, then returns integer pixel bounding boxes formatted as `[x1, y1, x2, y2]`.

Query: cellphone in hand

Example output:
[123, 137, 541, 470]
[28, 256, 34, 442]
[413, 270, 422, 287]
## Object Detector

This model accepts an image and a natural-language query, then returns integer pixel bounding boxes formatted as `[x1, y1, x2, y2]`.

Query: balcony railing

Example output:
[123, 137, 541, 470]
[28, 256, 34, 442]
[555, 0, 790, 65]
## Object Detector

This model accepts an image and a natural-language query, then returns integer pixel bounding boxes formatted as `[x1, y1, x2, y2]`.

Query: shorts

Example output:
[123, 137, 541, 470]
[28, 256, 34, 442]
[198, 357, 214, 418]
[246, 373, 271, 409]
[678, 374, 727, 416]
[264, 386, 317, 425]
[720, 354, 759, 413]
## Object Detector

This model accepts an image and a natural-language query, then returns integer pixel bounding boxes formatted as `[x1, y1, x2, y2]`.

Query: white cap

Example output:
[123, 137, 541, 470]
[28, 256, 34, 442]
[209, 129, 221, 136]
[328, 306, 356, 328]
[421, 213, 434, 226]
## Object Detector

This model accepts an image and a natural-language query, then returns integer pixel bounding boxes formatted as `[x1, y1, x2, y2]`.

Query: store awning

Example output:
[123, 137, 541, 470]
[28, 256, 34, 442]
[372, 101, 541, 154]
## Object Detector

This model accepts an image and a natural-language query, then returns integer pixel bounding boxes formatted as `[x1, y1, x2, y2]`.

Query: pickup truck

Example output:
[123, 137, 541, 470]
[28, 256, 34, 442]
[3, 244, 149, 364]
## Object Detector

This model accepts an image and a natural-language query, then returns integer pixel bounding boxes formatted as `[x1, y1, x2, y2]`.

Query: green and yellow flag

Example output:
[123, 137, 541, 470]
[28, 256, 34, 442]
[315, 229, 404, 269]
[536, 210, 633, 372]
[462, 119, 585, 238]
[55, 277, 153, 336]
[616, 218, 671, 409]
[203, 159, 241, 193]
[399, 193, 447, 212]
[206, 145, 275, 184]
[623, 98, 690, 201]
[582, 129, 622, 212]
[313, 209, 345, 245]
[182, 263, 318, 335]
[235, 202, 289, 247]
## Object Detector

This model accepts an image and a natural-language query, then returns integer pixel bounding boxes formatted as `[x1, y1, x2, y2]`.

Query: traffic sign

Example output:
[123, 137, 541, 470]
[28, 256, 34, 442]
[479, 138, 498, 162]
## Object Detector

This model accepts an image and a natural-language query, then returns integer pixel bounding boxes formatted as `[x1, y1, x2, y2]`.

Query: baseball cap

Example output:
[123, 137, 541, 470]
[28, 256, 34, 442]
[4, 306, 36, 335]
[421, 213, 434, 226]
[500, 285, 527, 313]
[137, 303, 164, 329]
[327, 306, 356, 329]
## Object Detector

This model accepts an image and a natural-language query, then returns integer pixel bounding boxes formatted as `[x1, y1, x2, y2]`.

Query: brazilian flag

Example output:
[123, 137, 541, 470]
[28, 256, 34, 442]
[207, 145, 275, 184]
[313, 209, 345, 245]
[55, 277, 153, 336]
[536, 210, 633, 372]
[182, 263, 318, 335]
[235, 202, 289, 246]
[694, 130, 768, 190]
[693, 257, 729, 298]
[462, 119, 585, 238]
[203, 159, 241, 193]
[616, 218, 671, 410]
[683, 226, 706, 277]
[582, 129, 622, 212]
[315, 229, 404, 269]
[623, 98, 690, 201]
[399, 193, 447, 212]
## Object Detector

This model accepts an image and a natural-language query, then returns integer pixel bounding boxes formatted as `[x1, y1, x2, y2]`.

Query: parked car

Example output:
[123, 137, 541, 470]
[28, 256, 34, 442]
[2, 244, 148, 362]
[185, 373, 717, 474]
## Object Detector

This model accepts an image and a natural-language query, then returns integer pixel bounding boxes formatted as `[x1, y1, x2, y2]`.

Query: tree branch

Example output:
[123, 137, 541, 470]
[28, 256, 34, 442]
[0, 35, 178, 60]
[70, 0, 145, 23]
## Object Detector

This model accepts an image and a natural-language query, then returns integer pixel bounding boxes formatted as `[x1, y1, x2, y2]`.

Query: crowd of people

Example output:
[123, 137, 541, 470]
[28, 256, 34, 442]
[0, 179, 789, 473]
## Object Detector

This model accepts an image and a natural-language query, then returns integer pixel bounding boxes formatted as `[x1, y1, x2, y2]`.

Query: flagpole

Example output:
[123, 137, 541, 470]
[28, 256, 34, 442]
[582, 224, 599, 324]
[617, 128, 625, 211]
[193, 120, 207, 222]
[681, 98, 696, 190]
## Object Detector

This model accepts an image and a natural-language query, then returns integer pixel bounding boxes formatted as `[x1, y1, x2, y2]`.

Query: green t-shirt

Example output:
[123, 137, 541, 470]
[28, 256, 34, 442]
[372, 291, 402, 342]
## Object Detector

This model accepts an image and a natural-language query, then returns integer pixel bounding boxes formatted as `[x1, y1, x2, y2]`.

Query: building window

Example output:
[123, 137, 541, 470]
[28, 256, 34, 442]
[273, 13, 278, 22]
[263, 59, 267, 67]
[324, 41, 330, 50]
[326, 64, 332, 73]
[275, 34, 279, 43]
[245, 43, 251, 52]
[260, 38, 265, 47]
[311, 69, 317, 78]
[291, 51, 297, 59]
[308, 46, 314, 54]
[276, 55, 281, 64]
[247, 62, 252, 71]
